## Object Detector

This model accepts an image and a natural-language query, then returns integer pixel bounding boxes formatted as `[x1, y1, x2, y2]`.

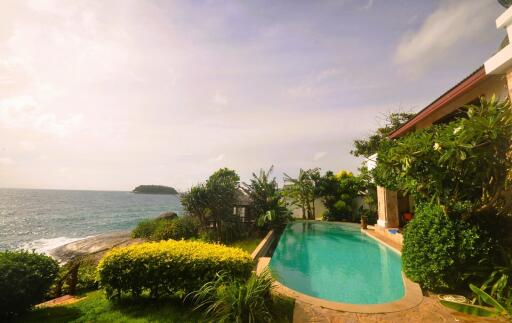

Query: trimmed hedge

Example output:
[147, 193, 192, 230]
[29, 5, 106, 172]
[97, 240, 253, 299]
[402, 202, 500, 291]
[0, 250, 59, 317]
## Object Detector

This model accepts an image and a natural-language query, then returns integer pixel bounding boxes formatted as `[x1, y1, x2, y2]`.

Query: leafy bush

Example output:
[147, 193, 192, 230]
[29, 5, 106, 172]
[131, 219, 160, 239]
[317, 170, 363, 222]
[190, 270, 275, 323]
[98, 240, 253, 299]
[132, 216, 199, 241]
[151, 216, 200, 241]
[0, 250, 59, 317]
[402, 203, 504, 291]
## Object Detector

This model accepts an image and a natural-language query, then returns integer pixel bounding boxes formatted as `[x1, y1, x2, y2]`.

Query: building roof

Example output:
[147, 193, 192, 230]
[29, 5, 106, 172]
[235, 189, 252, 206]
[389, 66, 487, 139]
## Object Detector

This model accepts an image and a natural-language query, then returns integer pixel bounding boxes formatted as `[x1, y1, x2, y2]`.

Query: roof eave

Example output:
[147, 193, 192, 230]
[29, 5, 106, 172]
[388, 66, 487, 139]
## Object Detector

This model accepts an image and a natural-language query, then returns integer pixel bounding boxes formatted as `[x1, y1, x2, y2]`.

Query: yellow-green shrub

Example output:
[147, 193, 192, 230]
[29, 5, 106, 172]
[97, 240, 253, 299]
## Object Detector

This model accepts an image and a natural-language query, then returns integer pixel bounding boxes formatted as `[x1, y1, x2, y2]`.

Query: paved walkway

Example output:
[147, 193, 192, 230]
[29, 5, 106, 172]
[36, 295, 83, 308]
[364, 229, 403, 252]
[293, 296, 503, 323]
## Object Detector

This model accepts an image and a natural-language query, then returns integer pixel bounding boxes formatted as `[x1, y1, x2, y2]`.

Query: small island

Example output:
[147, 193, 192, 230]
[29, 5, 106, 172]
[132, 185, 178, 195]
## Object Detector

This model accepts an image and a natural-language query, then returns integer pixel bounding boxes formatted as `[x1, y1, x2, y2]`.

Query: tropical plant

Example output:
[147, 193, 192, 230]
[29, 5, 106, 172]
[181, 168, 242, 242]
[243, 166, 281, 218]
[374, 97, 512, 218]
[256, 204, 293, 232]
[440, 284, 512, 319]
[0, 250, 59, 317]
[243, 166, 292, 231]
[189, 270, 275, 323]
[283, 168, 320, 219]
[468, 247, 512, 308]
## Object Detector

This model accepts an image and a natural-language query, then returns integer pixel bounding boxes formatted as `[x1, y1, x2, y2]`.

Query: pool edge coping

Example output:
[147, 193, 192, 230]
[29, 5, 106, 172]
[259, 222, 424, 314]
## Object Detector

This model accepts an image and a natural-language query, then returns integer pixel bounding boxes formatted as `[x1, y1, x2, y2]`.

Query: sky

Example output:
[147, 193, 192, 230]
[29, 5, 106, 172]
[0, 0, 506, 191]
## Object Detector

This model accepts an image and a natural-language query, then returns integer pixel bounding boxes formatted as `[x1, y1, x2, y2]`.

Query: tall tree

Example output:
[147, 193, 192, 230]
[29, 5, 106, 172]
[181, 168, 240, 242]
[351, 112, 415, 158]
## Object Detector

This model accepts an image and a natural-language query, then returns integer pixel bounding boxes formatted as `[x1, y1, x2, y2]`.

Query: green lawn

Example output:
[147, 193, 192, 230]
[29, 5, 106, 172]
[14, 289, 294, 323]
[228, 236, 262, 254]
[12, 291, 201, 323]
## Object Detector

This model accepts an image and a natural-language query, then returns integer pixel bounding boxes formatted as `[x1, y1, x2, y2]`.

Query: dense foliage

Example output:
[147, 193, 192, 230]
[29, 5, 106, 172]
[98, 240, 253, 299]
[190, 270, 276, 323]
[351, 111, 415, 158]
[51, 256, 99, 297]
[316, 170, 364, 222]
[243, 167, 292, 231]
[374, 97, 512, 217]
[132, 216, 199, 241]
[132, 185, 178, 194]
[401, 203, 506, 291]
[181, 168, 243, 242]
[131, 218, 160, 238]
[0, 250, 59, 317]
[376, 97, 512, 295]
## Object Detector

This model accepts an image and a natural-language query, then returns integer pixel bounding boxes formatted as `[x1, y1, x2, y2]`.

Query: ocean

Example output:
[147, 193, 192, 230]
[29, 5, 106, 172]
[0, 188, 183, 252]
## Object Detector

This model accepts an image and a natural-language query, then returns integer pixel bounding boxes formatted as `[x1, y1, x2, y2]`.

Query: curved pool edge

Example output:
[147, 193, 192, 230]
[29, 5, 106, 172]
[257, 226, 424, 314]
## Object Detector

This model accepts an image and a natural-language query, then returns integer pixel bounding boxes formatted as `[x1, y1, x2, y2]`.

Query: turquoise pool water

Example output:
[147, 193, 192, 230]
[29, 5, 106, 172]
[269, 222, 405, 304]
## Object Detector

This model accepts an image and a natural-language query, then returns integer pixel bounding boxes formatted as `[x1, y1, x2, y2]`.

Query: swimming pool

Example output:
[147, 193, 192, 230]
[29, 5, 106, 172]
[269, 221, 405, 305]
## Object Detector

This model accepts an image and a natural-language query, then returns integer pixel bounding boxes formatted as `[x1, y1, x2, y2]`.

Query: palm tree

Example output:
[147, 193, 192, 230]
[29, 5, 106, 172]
[283, 168, 319, 220]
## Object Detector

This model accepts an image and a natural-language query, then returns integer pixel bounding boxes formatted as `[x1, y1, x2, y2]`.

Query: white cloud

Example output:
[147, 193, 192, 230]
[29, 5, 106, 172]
[59, 167, 70, 173]
[212, 92, 229, 106]
[208, 154, 225, 163]
[361, 0, 374, 10]
[0, 157, 15, 165]
[394, 0, 496, 76]
[313, 151, 327, 161]
[19, 140, 35, 151]
[0, 96, 83, 137]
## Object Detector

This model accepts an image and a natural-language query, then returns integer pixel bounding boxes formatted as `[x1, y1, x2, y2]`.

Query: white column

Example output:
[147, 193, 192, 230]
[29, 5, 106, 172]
[377, 186, 399, 228]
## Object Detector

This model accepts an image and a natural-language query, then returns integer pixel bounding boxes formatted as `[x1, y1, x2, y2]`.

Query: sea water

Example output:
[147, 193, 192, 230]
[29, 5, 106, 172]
[0, 188, 182, 252]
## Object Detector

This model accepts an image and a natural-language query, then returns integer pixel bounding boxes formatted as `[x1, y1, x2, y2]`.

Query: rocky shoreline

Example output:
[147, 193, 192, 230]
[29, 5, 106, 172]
[49, 231, 142, 264]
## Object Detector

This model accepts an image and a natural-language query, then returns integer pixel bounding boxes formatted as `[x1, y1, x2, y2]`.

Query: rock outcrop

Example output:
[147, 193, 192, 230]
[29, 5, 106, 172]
[49, 231, 142, 264]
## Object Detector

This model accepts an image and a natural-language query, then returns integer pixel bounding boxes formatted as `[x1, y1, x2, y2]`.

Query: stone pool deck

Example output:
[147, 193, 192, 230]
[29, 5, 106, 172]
[293, 296, 503, 323]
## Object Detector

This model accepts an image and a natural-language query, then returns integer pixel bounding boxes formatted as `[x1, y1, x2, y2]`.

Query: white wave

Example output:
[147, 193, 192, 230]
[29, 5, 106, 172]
[19, 236, 93, 254]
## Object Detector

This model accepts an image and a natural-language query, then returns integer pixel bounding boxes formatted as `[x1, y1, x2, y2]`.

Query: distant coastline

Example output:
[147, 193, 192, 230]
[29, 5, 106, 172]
[132, 185, 178, 195]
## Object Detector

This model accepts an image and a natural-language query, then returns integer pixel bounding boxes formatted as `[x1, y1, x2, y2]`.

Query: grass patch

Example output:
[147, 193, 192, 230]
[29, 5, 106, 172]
[14, 290, 293, 323]
[271, 294, 295, 323]
[228, 237, 262, 254]
[12, 290, 201, 323]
